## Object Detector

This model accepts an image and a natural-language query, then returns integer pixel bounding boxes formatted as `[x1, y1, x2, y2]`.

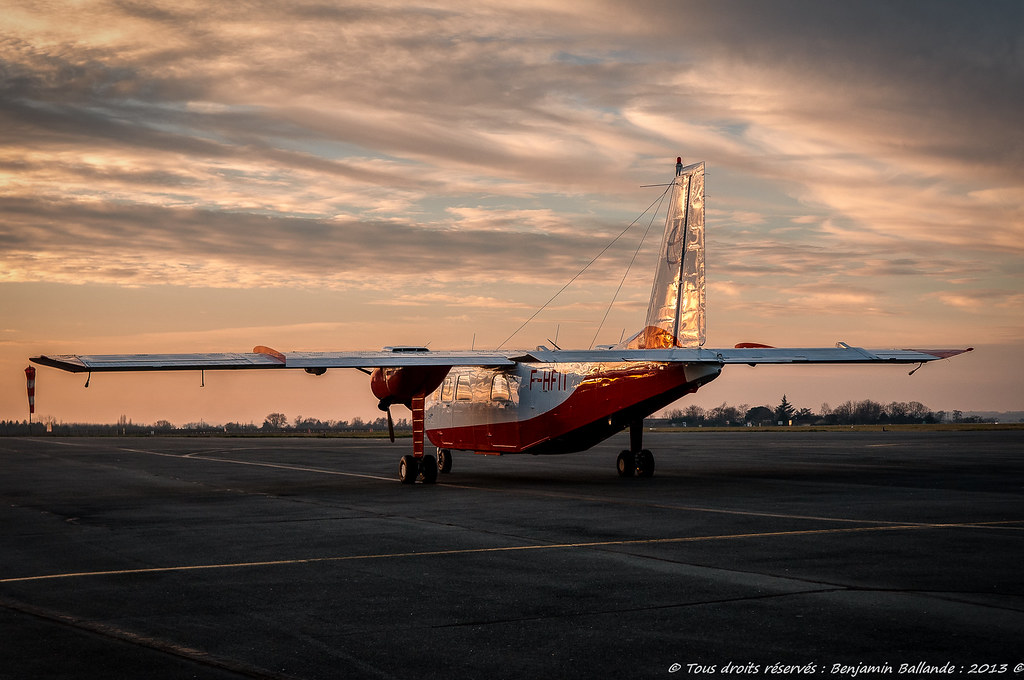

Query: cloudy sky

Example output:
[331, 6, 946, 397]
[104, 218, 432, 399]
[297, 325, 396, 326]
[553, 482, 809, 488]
[2, 0, 1021, 426]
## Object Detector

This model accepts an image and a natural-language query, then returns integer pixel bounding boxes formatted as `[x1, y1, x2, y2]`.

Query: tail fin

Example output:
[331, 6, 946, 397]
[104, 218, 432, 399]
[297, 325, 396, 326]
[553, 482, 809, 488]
[627, 160, 706, 349]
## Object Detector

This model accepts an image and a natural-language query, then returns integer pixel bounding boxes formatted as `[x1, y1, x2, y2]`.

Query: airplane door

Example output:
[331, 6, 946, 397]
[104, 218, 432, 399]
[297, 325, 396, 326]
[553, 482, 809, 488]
[485, 372, 519, 451]
[425, 375, 454, 445]
[451, 372, 477, 450]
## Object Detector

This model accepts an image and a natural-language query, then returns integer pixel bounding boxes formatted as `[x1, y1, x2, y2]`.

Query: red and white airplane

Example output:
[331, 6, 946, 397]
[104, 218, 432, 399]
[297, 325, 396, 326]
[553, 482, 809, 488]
[32, 160, 972, 483]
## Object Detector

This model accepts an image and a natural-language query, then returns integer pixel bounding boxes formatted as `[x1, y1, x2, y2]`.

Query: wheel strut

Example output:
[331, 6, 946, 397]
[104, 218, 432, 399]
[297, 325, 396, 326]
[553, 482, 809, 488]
[618, 419, 655, 478]
[398, 392, 438, 483]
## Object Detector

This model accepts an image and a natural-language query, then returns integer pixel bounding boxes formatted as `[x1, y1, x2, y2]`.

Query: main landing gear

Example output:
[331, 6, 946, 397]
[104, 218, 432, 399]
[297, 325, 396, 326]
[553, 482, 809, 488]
[399, 454, 438, 484]
[616, 420, 656, 478]
[398, 449, 453, 485]
[617, 449, 655, 477]
[437, 448, 453, 474]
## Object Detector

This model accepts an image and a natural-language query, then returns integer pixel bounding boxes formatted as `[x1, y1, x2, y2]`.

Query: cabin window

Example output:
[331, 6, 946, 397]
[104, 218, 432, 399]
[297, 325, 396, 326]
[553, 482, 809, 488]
[439, 377, 453, 402]
[455, 374, 473, 401]
[490, 374, 512, 403]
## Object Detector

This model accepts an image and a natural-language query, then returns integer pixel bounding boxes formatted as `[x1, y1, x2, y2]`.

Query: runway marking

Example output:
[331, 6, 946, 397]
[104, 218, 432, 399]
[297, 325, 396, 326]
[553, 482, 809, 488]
[2, 520, 1019, 585]
[434, 481, 999, 528]
[47, 442, 997, 528]
[113, 446, 396, 482]
[17, 439, 394, 482]
[22, 438, 1019, 529]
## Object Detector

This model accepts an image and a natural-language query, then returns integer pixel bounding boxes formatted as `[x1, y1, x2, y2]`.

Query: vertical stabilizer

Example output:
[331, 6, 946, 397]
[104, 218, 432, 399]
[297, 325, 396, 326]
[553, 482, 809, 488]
[628, 161, 705, 349]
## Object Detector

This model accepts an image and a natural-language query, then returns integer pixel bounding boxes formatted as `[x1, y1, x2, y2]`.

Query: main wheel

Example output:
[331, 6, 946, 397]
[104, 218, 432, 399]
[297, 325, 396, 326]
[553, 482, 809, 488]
[399, 455, 419, 484]
[421, 455, 438, 484]
[616, 450, 635, 477]
[636, 449, 655, 477]
[437, 449, 453, 474]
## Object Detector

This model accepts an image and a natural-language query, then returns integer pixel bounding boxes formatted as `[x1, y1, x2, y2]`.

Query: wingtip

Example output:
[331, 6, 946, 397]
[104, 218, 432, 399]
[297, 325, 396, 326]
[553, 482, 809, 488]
[905, 347, 974, 359]
[28, 355, 90, 373]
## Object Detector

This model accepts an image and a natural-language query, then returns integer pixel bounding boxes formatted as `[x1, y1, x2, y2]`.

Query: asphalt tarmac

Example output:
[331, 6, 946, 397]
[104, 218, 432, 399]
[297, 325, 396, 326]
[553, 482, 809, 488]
[1, 430, 1021, 679]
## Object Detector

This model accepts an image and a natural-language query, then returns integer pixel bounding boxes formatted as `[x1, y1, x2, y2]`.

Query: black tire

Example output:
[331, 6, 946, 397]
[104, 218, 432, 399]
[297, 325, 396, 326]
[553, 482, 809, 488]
[636, 449, 655, 478]
[437, 449, 453, 474]
[617, 450, 635, 477]
[399, 455, 419, 484]
[421, 455, 438, 484]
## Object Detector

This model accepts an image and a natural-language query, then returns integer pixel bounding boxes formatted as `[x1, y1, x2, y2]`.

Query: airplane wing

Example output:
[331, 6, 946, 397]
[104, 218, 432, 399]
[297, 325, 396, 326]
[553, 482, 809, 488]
[516, 344, 973, 365]
[29, 347, 518, 373]
[31, 343, 971, 373]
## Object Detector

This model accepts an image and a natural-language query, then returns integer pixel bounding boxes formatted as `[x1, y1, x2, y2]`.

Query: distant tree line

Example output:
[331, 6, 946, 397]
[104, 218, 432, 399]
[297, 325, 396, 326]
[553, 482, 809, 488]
[260, 413, 412, 434]
[658, 396, 999, 427]
[1, 399, 1003, 436]
[0, 413, 413, 437]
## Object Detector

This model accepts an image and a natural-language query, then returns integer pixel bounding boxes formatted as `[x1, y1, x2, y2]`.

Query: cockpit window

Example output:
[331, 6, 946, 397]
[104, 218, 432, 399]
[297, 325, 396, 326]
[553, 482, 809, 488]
[439, 377, 453, 402]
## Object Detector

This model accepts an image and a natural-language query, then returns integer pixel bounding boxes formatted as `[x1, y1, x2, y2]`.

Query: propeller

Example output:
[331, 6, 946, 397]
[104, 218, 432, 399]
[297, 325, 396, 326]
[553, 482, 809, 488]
[378, 398, 396, 443]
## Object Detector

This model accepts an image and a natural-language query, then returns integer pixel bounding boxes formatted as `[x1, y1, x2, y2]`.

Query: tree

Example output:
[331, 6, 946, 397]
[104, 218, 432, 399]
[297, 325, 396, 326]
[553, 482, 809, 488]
[263, 412, 288, 430]
[707, 403, 744, 426]
[774, 395, 796, 424]
[745, 406, 774, 426]
[683, 405, 706, 425]
[853, 400, 883, 424]
[665, 409, 685, 425]
[794, 407, 815, 423]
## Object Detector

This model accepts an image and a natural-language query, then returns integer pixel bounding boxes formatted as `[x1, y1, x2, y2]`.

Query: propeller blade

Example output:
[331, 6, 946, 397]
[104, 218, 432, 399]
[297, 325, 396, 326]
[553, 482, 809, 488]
[387, 408, 395, 443]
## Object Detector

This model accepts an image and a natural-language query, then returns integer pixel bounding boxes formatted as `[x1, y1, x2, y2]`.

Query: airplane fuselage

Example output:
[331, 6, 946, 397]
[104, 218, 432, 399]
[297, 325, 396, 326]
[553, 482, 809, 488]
[425, 361, 722, 455]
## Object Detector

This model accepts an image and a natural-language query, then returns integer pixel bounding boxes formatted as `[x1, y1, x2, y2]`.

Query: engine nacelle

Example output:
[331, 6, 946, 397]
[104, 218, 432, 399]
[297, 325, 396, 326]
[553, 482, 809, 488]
[370, 365, 451, 410]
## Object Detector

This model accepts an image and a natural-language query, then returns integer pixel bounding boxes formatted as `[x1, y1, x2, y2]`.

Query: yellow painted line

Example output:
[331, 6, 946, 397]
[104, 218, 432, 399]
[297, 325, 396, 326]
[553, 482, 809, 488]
[3, 520, 1019, 585]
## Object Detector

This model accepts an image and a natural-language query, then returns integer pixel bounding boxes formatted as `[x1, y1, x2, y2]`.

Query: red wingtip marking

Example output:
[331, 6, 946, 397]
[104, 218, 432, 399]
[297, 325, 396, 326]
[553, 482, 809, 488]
[734, 342, 775, 349]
